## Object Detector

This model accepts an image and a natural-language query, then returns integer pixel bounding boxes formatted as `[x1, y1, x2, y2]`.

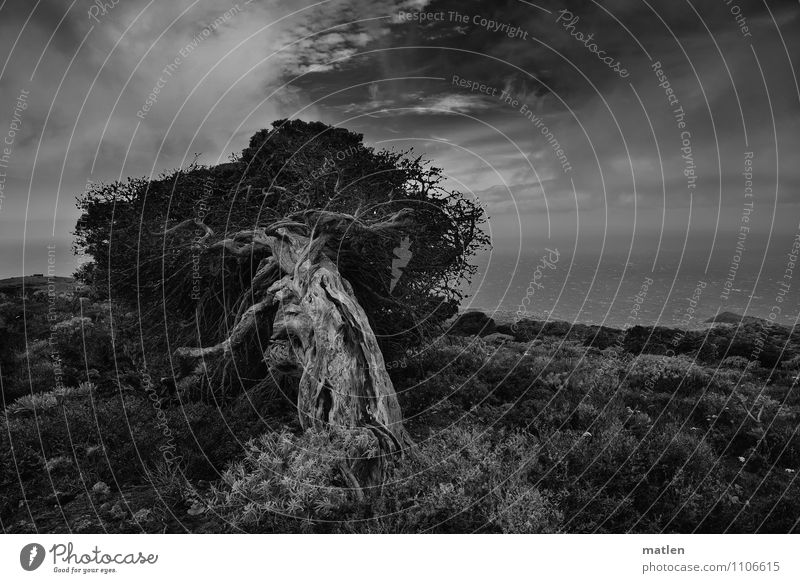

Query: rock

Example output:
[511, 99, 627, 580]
[448, 311, 496, 337]
[92, 481, 111, 497]
[483, 332, 515, 344]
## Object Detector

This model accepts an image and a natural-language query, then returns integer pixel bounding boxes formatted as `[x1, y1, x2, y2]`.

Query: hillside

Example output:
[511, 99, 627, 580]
[0, 275, 76, 297]
[1, 292, 799, 533]
[705, 311, 773, 326]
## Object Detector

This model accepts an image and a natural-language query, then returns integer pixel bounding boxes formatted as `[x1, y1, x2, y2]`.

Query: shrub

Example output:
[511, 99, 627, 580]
[721, 356, 752, 370]
[208, 424, 562, 533]
[209, 427, 377, 532]
[374, 425, 560, 533]
[626, 354, 714, 395]
[781, 354, 800, 371]
[539, 421, 733, 532]
[6, 382, 95, 416]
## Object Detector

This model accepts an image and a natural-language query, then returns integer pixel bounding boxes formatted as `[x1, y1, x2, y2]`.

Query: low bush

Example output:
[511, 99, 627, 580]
[3, 296, 798, 533]
[208, 424, 562, 533]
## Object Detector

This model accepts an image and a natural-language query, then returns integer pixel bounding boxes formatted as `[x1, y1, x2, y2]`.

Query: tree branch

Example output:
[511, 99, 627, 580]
[155, 218, 215, 244]
[174, 295, 275, 361]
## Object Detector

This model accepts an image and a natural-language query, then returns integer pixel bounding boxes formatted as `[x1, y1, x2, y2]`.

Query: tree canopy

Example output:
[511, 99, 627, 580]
[75, 119, 489, 396]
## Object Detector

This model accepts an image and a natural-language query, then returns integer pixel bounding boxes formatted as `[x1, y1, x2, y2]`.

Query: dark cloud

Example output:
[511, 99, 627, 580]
[0, 0, 797, 276]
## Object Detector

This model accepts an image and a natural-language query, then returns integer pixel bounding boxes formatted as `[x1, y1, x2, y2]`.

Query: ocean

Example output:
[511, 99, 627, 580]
[463, 247, 798, 330]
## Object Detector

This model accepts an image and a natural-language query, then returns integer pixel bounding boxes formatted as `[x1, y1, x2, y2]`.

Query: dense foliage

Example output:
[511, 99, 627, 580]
[73, 120, 488, 364]
[2, 283, 798, 533]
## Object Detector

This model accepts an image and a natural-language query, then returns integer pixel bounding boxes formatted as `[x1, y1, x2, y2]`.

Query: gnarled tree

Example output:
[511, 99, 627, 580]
[74, 119, 488, 482]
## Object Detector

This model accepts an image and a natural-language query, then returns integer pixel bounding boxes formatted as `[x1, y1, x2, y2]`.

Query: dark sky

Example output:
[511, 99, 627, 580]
[0, 0, 798, 277]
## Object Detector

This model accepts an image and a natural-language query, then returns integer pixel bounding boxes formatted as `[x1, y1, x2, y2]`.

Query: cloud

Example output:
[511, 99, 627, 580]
[0, 0, 315, 276]
[280, 0, 800, 221]
[1, 0, 798, 277]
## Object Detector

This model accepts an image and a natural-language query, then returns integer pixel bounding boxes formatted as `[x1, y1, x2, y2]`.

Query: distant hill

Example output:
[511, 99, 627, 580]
[705, 311, 770, 326]
[0, 275, 76, 297]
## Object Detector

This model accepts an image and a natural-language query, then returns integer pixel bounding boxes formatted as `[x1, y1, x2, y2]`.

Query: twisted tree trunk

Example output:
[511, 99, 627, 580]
[270, 232, 410, 447]
[174, 215, 413, 485]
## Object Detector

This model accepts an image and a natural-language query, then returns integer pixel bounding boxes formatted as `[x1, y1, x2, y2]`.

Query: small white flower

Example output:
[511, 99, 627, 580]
[785, 468, 796, 474]
[738, 456, 746, 463]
